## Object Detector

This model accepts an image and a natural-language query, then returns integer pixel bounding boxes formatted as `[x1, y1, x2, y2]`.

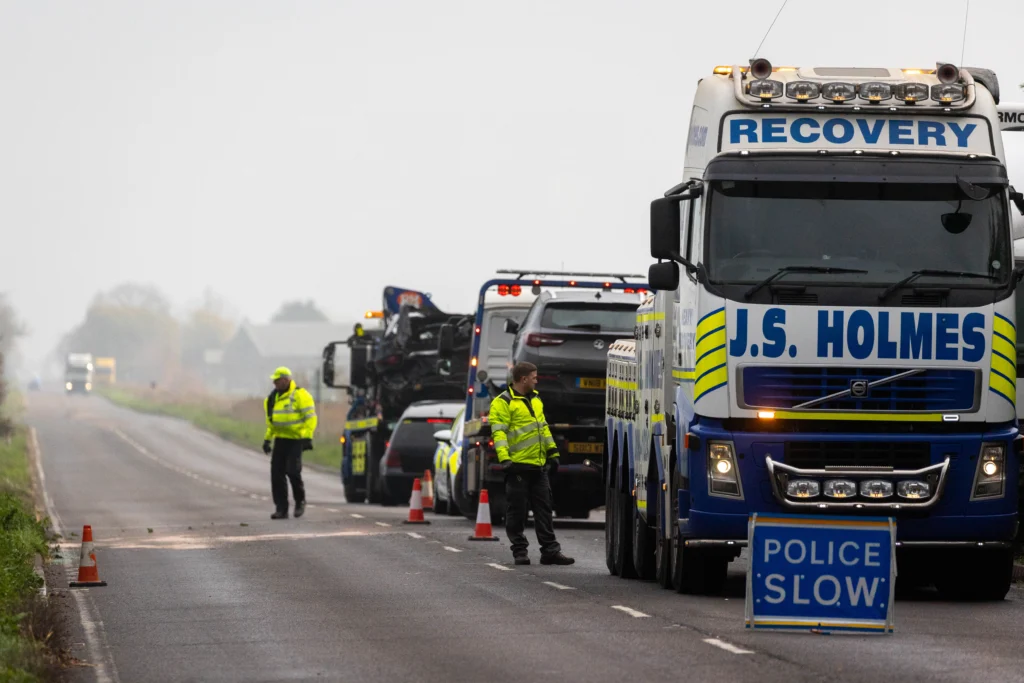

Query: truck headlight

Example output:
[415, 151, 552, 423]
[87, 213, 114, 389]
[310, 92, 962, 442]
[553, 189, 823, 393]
[708, 441, 743, 498]
[66, 382, 73, 391]
[971, 442, 1006, 499]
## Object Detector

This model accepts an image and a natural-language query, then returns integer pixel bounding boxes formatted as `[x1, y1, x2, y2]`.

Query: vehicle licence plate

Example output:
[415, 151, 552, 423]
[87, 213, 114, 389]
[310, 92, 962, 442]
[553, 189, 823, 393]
[577, 377, 606, 390]
[568, 442, 604, 455]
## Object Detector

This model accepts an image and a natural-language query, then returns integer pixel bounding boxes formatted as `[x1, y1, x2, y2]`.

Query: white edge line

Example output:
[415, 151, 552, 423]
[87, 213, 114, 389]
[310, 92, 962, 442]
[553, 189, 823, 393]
[31, 428, 120, 683]
[486, 562, 513, 571]
[442, 546, 463, 553]
[611, 605, 650, 618]
[703, 638, 754, 655]
[542, 581, 574, 590]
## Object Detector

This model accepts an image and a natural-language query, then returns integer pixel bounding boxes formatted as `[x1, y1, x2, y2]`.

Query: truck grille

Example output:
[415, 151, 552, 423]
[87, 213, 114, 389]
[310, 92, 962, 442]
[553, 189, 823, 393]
[741, 366, 977, 413]
[784, 441, 931, 470]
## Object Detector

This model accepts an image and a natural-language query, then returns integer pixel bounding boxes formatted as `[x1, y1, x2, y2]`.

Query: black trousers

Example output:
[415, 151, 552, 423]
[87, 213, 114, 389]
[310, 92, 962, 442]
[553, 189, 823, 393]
[271, 438, 305, 511]
[505, 466, 561, 557]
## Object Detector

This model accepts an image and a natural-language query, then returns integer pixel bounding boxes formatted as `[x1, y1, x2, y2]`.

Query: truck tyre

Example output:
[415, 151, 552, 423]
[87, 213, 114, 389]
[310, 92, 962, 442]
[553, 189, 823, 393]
[673, 542, 728, 595]
[613, 491, 637, 579]
[632, 500, 656, 580]
[343, 482, 366, 505]
[656, 459, 679, 588]
[936, 548, 1013, 601]
[605, 488, 617, 575]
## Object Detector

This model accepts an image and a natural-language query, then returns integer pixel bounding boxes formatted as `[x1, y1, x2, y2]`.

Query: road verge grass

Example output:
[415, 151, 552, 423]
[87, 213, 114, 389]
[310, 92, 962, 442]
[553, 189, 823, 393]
[0, 427, 61, 682]
[99, 386, 344, 471]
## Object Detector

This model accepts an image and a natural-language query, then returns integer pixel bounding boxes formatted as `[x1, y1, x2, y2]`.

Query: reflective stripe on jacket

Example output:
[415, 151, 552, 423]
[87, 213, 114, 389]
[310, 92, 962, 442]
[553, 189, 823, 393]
[263, 380, 318, 440]
[489, 388, 558, 466]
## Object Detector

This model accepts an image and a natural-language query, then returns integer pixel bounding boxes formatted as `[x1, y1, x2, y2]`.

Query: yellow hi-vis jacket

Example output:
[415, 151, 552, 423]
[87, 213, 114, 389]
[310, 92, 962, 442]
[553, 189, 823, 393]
[263, 380, 318, 441]
[490, 388, 559, 467]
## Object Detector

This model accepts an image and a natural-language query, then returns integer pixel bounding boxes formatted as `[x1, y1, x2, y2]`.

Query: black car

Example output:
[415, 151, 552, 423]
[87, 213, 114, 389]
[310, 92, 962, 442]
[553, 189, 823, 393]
[505, 290, 639, 421]
[378, 400, 463, 505]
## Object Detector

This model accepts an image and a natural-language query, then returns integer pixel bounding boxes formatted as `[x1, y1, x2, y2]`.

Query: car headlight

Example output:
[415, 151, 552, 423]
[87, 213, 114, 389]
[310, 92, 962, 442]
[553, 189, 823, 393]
[707, 441, 743, 498]
[971, 442, 1006, 499]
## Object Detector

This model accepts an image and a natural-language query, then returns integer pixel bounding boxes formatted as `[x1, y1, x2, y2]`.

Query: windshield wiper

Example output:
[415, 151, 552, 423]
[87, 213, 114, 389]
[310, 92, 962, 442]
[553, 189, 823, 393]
[877, 269, 996, 301]
[744, 266, 868, 299]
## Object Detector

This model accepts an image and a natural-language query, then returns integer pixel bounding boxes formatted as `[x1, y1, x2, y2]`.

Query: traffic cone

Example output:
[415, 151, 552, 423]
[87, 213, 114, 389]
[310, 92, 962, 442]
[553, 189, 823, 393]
[403, 478, 431, 525]
[69, 525, 108, 588]
[421, 470, 435, 511]
[468, 489, 499, 541]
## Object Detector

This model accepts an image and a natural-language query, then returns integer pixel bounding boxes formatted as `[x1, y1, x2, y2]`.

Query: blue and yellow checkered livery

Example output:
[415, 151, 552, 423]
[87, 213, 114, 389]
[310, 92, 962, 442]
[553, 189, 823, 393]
[989, 312, 1016, 408]
[694, 307, 727, 401]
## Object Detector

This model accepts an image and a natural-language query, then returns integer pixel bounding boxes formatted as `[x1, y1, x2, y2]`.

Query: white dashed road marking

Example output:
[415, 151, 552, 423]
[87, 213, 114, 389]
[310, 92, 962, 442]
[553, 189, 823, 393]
[611, 605, 650, 618]
[351, 513, 365, 519]
[542, 581, 574, 590]
[443, 546, 462, 553]
[375, 522, 391, 528]
[703, 638, 754, 655]
[487, 563, 513, 571]
[406, 532, 425, 539]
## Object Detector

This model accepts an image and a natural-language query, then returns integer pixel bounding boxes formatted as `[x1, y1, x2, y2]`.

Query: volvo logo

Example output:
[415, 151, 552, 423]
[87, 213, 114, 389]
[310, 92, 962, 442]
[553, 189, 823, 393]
[850, 380, 869, 398]
[593, 339, 605, 350]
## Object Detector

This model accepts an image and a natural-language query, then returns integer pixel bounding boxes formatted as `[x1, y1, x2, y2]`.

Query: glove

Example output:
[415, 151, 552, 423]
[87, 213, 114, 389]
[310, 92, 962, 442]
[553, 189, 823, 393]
[546, 457, 560, 474]
[301, 438, 314, 452]
[262, 440, 272, 455]
[499, 460, 513, 473]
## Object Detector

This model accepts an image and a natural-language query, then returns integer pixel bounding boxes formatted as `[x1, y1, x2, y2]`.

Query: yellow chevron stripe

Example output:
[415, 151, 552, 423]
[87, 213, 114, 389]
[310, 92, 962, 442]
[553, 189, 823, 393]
[694, 366, 728, 400]
[989, 373, 1015, 402]
[993, 314, 1015, 341]
[993, 334, 1015, 362]
[991, 353, 1016, 383]
[695, 330, 726, 360]
[695, 347, 727, 375]
[695, 310, 726, 338]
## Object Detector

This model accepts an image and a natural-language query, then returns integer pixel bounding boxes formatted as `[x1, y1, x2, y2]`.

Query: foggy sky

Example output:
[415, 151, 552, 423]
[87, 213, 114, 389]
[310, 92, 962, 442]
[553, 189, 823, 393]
[3, 0, 1023, 370]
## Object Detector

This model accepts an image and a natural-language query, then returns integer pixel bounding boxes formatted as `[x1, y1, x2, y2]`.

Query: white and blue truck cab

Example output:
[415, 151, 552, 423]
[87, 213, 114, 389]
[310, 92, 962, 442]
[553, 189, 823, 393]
[606, 59, 1024, 599]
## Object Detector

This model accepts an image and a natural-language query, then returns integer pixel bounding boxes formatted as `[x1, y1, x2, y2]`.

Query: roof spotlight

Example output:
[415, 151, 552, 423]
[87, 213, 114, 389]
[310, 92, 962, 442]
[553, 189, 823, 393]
[936, 63, 959, 84]
[749, 58, 773, 80]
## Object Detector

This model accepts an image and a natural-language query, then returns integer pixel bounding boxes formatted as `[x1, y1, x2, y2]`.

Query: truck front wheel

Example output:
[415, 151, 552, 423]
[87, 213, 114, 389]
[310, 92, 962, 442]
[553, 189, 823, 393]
[935, 548, 1013, 601]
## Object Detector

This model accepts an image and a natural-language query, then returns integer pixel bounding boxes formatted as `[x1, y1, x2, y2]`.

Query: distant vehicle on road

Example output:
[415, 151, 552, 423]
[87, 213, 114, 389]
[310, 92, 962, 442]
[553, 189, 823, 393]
[64, 353, 94, 394]
[27, 375, 41, 391]
[378, 400, 463, 505]
[93, 357, 116, 385]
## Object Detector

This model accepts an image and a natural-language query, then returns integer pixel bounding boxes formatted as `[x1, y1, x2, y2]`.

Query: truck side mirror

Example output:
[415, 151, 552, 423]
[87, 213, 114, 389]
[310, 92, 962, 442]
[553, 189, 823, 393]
[437, 324, 454, 358]
[503, 318, 520, 334]
[321, 342, 338, 387]
[650, 195, 698, 273]
[649, 261, 680, 292]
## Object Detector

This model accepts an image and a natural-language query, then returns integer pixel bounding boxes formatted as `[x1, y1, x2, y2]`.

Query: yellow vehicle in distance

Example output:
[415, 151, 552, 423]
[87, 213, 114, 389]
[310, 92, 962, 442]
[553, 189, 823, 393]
[94, 357, 116, 385]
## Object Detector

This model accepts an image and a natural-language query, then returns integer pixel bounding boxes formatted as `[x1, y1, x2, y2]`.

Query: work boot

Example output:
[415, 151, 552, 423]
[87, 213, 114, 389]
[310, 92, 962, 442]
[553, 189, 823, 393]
[514, 554, 531, 566]
[294, 502, 305, 518]
[540, 552, 575, 566]
[270, 510, 288, 520]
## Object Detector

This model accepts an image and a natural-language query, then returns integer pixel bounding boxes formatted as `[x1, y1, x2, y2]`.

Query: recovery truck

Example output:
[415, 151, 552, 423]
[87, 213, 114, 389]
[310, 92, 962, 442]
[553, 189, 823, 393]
[64, 353, 94, 394]
[321, 287, 473, 504]
[606, 58, 1024, 600]
[442, 270, 645, 523]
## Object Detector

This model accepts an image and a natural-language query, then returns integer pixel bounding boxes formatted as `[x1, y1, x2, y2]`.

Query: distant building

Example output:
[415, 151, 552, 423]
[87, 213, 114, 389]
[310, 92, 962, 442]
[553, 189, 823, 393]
[219, 322, 353, 398]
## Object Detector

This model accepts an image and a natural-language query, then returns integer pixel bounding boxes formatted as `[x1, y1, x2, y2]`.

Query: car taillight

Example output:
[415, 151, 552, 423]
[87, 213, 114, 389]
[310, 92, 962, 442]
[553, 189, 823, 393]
[386, 450, 400, 466]
[525, 333, 564, 347]
[427, 418, 452, 424]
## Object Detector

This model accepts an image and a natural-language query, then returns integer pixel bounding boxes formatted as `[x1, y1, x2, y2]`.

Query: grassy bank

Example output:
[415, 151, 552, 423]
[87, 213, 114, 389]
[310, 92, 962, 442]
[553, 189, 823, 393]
[0, 428, 59, 682]
[99, 386, 346, 471]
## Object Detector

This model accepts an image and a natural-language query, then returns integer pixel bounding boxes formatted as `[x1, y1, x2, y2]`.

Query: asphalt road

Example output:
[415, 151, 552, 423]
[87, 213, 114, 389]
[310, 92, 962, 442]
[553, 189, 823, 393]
[26, 391, 1024, 683]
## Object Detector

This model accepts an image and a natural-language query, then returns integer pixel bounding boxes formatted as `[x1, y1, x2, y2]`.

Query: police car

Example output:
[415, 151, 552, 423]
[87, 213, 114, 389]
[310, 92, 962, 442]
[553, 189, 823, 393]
[431, 409, 465, 515]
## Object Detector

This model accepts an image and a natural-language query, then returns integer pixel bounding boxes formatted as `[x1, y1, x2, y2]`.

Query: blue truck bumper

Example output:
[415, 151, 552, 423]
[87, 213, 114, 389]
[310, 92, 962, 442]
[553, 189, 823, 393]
[680, 420, 1020, 543]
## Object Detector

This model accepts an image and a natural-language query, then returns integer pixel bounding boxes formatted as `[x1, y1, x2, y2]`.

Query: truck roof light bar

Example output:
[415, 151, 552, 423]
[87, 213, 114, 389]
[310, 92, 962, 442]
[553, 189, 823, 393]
[496, 269, 644, 283]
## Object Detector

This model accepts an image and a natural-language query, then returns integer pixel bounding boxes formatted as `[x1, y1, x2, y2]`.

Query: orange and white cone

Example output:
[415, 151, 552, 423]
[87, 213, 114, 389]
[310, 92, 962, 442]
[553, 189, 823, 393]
[403, 478, 431, 525]
[468, 488, 499, 541]
[69, 525, 108, 588]
[421, 470, 434, 511]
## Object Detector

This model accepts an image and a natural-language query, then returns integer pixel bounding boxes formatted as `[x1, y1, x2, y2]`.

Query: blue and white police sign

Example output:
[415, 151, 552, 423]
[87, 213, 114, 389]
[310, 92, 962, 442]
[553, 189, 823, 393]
[745, 513, 896, 634]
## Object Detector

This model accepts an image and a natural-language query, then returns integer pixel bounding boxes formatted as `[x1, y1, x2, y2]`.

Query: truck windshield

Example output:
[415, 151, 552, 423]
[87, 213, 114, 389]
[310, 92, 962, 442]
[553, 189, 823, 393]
[706, 180, 1010, 288]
